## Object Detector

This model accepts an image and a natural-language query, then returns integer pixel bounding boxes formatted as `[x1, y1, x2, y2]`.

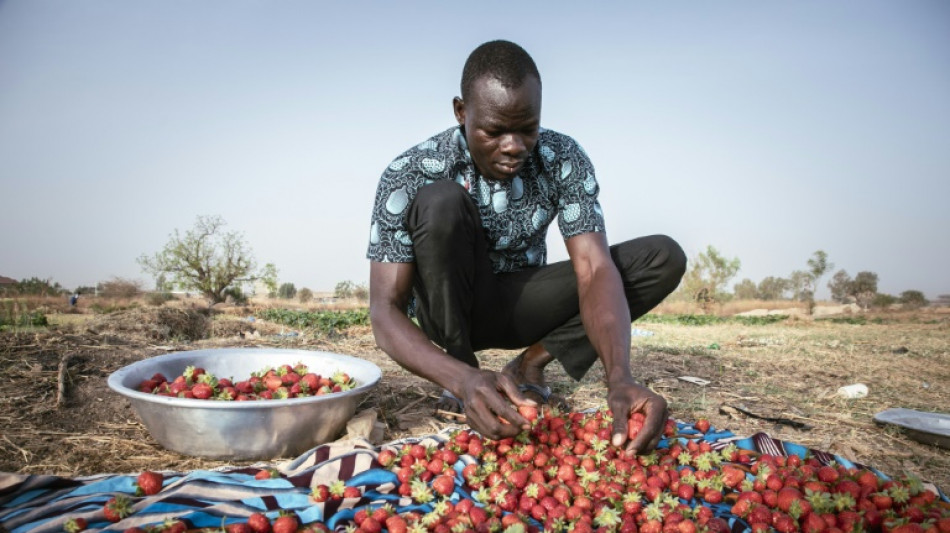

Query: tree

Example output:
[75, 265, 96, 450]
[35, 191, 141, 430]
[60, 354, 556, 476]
[733, 278, 758, 300]
[757, 276, 789, 301]
[850, 271, 878, 310]
[353, 283, 369, 302]
[278, 282, 297, 300]
[804, 250, 833, 312]
[298, 288, 313, 303]
[899, 290, 928, 309]
[138, 215, 277, 306]
[788, 270, 811, 301]
[828, 269, 852, 303]
[678, 246, 741, 311]
[335, 280, 356, 299]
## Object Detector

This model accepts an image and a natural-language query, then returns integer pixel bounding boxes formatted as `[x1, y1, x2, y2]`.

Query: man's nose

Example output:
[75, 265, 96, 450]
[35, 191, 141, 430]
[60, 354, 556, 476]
[499, 133, 526, 155]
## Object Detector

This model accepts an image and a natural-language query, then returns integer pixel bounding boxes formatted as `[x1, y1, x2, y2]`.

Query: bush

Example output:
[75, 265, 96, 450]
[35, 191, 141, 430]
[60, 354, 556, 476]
[298, 288, 313, 303]
[872, 293, 897, 308]
[224, 287, 248, 305]
[98, 277, 143, 298]
[146, 292, 176, 306]
[899, 290, 928, 309]
[278, 282, 297, 300]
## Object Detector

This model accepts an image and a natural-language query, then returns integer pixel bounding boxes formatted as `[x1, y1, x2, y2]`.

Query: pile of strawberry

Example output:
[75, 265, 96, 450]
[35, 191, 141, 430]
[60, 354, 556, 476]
[136, 363, 357, 400]
[310, 407, 950, 533]
[58, 407, 950, 533]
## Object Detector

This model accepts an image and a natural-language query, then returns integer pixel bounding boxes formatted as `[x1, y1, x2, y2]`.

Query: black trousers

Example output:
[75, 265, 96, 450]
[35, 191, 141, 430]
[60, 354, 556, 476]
[407, 181, 686, 381]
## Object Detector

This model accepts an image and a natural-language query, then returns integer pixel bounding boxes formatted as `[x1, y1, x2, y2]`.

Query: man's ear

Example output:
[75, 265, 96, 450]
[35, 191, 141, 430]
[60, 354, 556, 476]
[452, 97, 465, 126]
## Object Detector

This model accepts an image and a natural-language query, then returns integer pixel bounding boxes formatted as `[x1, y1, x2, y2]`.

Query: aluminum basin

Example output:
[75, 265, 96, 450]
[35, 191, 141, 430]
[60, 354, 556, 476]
[108, 348, 381, 460]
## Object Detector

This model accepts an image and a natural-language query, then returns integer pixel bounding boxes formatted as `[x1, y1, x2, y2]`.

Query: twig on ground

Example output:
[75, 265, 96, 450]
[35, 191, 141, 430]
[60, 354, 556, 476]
[56, 353, 73, 408]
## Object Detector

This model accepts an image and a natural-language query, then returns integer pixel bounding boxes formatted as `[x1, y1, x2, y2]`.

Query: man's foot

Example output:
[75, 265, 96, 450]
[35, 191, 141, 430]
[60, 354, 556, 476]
[434, 389, 467, 422]
[502, 343, 570, 410]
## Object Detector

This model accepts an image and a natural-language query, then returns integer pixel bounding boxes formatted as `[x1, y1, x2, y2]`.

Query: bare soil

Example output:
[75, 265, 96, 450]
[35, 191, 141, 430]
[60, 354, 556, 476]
[1, 306, 948, 494]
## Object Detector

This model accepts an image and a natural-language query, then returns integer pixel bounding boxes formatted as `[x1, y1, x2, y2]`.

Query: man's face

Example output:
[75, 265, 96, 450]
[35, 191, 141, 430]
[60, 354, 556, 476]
[453, 75, 541, 181]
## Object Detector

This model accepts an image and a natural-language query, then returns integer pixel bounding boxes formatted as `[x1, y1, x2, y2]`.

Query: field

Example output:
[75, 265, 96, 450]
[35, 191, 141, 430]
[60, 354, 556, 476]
[0, 300, 948, 496]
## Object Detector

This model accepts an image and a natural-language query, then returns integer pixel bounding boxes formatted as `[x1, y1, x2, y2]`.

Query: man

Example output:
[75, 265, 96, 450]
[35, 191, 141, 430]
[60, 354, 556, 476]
[367, 40, 686, 454]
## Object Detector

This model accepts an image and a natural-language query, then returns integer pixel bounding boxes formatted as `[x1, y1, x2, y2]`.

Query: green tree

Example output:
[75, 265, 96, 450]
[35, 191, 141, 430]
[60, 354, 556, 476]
[899, 290, 928, 309]
[788, 270, 811, 301]
[278, 282, 297, 300]
[757, 276, 789, 300]
[335, 280, 356, 299]
[850, 271, 878, 310]
[827, 269, 852, 303]
[678, 246, 741, 311]
[733, 278, 758, 300]
[138, 215, 277, 306]
[804, 250, 834, 313]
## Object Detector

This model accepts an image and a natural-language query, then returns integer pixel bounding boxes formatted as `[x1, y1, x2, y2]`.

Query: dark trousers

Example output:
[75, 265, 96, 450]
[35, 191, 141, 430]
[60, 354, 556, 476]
[407, 181, 686, 381]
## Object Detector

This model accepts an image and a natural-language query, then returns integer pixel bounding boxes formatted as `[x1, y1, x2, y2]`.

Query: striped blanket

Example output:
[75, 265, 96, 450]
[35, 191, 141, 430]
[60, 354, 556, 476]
[1, 423, 947, 533]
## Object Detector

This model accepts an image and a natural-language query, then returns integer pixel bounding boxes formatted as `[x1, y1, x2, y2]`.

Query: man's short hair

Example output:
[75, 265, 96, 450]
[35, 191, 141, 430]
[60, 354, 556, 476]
[461, 40, 541, 101]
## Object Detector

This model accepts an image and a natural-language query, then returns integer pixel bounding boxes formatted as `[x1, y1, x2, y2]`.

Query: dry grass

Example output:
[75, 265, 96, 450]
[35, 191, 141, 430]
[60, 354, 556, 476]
[0, 306, 947, 495]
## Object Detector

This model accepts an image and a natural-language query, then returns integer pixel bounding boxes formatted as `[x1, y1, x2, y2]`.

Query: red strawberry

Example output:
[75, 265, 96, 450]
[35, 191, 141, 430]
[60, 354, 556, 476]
[135, 470, 164, 496]
[385, 515, 408, 533]
[358, 517, 381, 533]
[191, 382, 213, 399]
[694, 418, 710, 433]
[271, 515, 298, 533]
[65, 518, 88, 533]
[248, 513, 272, 533]
[518, 404, 539, 422]
[160, 519, 187, 533]
[255, 468, 280, 480]
[310, 484, 329, 503]
[103, 495, 132, 523]
[627, 412, 645, 440]
[377, 449, 397, 468]
[432, 474, 455, 496]
[227, 524, 254, 533]
[342, 486, 361, 499]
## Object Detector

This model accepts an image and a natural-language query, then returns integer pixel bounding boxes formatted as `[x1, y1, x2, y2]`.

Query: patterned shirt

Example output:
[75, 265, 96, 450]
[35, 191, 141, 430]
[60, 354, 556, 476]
[367, 126, 605, 273]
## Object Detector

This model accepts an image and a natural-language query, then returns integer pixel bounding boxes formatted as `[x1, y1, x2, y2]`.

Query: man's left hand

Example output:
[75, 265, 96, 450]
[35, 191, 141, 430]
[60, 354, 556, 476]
[606, 378, 669, 455]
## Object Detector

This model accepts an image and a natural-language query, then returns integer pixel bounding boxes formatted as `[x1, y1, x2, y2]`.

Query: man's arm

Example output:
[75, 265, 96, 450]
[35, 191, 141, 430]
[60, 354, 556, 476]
[565, 232, 668, 454]
[369, 261, 530, 438]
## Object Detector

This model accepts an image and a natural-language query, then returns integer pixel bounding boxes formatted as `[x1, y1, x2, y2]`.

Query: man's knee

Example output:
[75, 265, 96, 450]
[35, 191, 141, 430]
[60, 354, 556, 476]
[651, 234, 687, 281]
[613, 234, 687, 283]
[408, 181, 475, 239]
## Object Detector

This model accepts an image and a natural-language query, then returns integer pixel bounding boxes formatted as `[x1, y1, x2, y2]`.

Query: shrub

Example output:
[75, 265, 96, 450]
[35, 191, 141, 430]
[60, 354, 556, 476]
[899, 290, 928, 309]
[224, 287, 248, 305]
[298, 288, 313, 303]
[278, 282, 297, 300]
[146, 292, 176, 306]
[98, 277, 142, 298]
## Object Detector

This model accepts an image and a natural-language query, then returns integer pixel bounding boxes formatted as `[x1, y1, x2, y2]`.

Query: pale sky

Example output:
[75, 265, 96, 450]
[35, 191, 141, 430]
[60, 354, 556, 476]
[1, 1, 948, 299]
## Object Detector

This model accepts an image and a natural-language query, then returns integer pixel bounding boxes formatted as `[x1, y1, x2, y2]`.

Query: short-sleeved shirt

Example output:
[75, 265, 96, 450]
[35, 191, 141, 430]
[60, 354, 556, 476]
[367, 126, 605, 273]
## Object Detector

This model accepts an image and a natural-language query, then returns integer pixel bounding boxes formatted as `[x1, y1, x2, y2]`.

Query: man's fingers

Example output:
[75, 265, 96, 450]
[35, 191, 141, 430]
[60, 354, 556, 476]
[498, 375, 537, 407]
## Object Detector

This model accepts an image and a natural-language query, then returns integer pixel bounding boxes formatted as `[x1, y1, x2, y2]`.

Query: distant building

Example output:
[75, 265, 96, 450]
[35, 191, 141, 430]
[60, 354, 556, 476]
[0, 275, 17, 288]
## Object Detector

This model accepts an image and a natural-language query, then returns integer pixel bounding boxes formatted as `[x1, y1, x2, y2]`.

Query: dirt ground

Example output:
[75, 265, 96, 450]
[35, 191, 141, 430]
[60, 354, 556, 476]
[1, 305, 948, 494]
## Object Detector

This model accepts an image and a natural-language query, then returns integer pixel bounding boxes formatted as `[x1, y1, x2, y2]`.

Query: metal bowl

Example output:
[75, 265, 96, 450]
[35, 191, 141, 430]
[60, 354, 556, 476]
[108, 348, 381, 460]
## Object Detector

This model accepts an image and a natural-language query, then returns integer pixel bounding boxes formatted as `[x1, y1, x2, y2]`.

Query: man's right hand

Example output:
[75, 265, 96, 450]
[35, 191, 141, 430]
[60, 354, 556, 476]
[454, 368, 535, 440]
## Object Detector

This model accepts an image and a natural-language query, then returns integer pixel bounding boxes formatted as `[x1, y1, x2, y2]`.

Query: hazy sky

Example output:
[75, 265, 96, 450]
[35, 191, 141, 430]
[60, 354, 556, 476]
[2, 1, 948, 299]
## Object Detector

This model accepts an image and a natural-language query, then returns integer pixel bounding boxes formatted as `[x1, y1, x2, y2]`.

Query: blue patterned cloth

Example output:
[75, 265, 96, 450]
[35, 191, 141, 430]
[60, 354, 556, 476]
[2, 423, 947, 533]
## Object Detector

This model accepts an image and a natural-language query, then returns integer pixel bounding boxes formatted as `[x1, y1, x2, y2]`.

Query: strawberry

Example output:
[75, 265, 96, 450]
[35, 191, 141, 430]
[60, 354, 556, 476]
[248, 513, 272, 533]
[160, 519, 187, 533]
[191, 382, 213, 399]
[310, 484, 329, 503]
[102, 495, 132, 522]
[377, 449, 397, 468]
[227, 524, 254, 533]
[64, 518, 87, 533]
[135, 470, 163, 496]
[255, 468, 280, 480]
[385, 516, 408, 533]
[694, 418, 711, 433]
[271, 515, 298, 533]
[518, 404, 539, 422]
[432, 474, 455, 496]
